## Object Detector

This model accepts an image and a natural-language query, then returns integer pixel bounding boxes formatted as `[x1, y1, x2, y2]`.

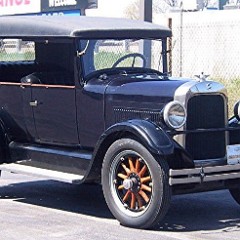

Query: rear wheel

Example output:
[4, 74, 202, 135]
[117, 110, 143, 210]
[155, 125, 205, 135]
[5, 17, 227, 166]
[102, 138, 171, 229]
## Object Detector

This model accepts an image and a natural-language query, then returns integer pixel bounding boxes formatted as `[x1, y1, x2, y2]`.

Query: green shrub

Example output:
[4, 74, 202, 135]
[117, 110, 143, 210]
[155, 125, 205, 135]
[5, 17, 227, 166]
[214, 77, 240, 117]
[94, 51, 133, 69]
[0, 51, 34, 61]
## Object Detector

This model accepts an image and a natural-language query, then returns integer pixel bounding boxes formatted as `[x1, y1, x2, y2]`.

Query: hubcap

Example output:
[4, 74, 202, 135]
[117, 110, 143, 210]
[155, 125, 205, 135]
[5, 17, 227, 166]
[123, 179, 133, 190]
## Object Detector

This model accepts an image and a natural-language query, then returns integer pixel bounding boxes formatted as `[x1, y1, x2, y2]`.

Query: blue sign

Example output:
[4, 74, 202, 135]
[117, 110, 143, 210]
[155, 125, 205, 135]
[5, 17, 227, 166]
[39, 9, 81, 16]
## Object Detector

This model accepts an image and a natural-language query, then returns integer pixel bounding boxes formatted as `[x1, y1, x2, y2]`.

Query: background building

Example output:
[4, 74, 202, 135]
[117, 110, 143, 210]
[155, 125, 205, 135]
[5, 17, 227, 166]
[0, 0, 97, 16]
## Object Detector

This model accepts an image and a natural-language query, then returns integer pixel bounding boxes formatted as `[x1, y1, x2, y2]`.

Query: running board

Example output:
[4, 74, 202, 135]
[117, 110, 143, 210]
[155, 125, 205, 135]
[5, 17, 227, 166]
[0, 163, 84, 184]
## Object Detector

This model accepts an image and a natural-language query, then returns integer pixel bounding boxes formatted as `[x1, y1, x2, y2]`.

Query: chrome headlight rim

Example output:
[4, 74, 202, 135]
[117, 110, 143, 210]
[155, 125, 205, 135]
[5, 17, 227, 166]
[163, 101, 187, 129]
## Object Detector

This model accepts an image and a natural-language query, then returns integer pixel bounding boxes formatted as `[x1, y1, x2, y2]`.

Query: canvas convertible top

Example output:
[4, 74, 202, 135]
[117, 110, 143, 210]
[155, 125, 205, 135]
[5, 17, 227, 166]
[0, 16, 172, 39]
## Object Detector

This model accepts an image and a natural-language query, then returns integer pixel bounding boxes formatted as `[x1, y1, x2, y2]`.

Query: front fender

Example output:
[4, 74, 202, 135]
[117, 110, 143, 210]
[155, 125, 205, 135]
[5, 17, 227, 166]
[100, 119, 174, 156]
[85, 119, 188, 182]
[229, 117, 240, 144]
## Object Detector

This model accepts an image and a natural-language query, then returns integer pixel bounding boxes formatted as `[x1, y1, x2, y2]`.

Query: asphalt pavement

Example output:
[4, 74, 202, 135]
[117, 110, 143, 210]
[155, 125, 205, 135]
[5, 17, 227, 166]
[0, 171, 240, 240]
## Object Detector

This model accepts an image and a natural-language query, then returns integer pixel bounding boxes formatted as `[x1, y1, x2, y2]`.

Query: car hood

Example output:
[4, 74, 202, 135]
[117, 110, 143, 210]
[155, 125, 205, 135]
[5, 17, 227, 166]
[106, 76, 190, 102]
[104, 75, 191, 127]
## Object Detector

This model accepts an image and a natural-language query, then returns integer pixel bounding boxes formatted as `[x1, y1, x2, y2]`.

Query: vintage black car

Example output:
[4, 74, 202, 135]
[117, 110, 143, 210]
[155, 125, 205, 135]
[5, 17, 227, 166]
[0, 16, 240, 229]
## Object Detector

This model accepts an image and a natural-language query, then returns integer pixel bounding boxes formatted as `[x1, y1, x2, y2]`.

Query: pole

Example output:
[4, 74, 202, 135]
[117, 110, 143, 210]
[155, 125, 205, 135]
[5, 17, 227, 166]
[179, 2, 183, 77]
[141, 0, 152, 22]
[168, 18, 172, 76]
[140, 0, 152, 68]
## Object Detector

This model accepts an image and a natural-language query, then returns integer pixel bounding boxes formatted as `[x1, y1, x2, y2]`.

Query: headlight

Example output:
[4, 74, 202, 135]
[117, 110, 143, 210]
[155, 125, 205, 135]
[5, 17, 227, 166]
[163, 101, 187, 129]
[234, 101, 240, 121]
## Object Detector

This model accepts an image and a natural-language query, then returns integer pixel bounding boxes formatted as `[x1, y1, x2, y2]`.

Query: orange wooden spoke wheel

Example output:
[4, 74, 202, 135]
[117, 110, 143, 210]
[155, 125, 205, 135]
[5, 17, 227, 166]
[102, 138, 171, 229]
[116, 156, 152, 211]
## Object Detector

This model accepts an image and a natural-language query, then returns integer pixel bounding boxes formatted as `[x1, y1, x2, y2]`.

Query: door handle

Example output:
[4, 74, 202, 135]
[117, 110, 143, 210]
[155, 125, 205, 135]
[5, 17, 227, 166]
[29, 100, 38, 107]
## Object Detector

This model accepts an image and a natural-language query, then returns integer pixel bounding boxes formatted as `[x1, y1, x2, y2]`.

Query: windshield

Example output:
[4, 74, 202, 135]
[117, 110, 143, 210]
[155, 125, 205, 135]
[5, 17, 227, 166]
[80, 39, 164, 77]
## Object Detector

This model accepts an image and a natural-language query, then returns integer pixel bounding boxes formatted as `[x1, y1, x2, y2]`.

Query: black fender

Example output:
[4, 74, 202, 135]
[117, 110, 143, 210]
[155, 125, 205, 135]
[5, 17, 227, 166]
[85, 119, 175, 182]
[101, 119, 174, 155]
[229, 117, 240, 144]
[0, 119, 10, 163]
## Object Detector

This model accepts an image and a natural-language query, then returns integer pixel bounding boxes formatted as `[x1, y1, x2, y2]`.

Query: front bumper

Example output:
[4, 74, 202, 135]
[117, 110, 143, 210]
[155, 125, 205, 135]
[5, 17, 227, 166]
[169, 164, 240, 185]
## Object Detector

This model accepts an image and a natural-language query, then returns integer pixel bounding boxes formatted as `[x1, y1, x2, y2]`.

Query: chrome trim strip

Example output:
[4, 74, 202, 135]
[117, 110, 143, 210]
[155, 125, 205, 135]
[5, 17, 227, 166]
[205, 172, 240, 181]
[169, 172, 240, 185]
[0, 82, 75, 89]
[0, 82, 22, 86]
[170, 164, 240, 176]
[169, 164, 240, 185]
[170, 177, 201, 185]
[31, 84, 75, 89]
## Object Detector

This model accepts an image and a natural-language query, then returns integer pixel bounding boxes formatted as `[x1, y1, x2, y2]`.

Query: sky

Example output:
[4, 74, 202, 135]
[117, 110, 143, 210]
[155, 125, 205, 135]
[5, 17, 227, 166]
[86, 0, 136, 18]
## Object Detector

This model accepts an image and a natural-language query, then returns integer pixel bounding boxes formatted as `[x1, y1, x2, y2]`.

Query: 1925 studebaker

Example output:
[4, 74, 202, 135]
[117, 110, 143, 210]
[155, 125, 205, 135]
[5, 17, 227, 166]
[0, 16, 240, 229]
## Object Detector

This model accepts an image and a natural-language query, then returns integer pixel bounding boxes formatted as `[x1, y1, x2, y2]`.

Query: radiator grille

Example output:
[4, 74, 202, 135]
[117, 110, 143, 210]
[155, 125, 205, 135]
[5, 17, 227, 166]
[186, 95, 226, 160]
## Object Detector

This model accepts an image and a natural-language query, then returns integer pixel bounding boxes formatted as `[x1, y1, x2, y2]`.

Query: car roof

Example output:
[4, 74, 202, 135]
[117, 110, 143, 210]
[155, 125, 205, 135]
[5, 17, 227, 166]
[0, 16, 172, 39]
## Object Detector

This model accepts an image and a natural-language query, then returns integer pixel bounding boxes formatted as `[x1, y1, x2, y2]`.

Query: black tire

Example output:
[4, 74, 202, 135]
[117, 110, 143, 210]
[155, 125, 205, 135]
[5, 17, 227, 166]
[0, 130, 8, 164]
[101, 138, 171, 229]
[229, 188, 240, 205]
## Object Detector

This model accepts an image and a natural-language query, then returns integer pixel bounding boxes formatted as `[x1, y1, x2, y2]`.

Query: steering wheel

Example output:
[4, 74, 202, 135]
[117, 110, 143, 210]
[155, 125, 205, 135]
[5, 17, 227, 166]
[112, 53, 147, 68]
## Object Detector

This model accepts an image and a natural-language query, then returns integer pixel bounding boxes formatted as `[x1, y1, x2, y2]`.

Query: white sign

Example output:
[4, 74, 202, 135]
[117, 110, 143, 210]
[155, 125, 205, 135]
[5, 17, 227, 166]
[181, 0, 198, 10]
[49, 0, 77, 7]
[227, 144, 240, 165]
[0, 0, 41, 16]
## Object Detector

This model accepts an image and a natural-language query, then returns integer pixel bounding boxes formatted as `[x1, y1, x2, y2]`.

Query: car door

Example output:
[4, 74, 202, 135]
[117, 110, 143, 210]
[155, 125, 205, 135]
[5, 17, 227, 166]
[28, 40, 79, 146]
[31, 82, 79, 145]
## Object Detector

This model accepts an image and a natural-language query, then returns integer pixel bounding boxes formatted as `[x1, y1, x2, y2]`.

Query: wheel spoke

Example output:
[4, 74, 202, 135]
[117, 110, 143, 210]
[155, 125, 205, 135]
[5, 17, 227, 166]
[135, 158, 141, 173]
[121, 163, 131, 175]
[139, 190, 149, 203]
[123, 190, 131, 202]
[130, 193, 136, 209]
[128, 157, 135, 172]
[136, 194, 143, 208]
[141, 176, 151, 183]
[117, 173, 127, 180]
[118, 185, 124, 190]
[141, 184, 152, 192]
[139, 165, 147, 177]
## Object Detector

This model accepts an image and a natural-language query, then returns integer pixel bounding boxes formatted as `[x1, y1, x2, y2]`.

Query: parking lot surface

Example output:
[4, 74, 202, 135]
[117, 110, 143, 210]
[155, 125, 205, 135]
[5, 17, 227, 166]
[0, 171, 240, 240]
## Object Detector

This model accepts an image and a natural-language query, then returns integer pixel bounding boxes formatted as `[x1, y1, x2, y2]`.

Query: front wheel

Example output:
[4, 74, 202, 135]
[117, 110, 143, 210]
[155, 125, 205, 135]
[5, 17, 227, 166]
[101, 138, 171, 229]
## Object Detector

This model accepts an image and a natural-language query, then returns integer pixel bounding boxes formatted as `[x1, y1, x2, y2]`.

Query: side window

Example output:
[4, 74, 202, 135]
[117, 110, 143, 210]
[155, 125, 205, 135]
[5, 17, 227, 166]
[0, 39, 35, 62]
[34, 41, 75, 86]
[0, 39, 75, 86]
[0, 38, 36, 83]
